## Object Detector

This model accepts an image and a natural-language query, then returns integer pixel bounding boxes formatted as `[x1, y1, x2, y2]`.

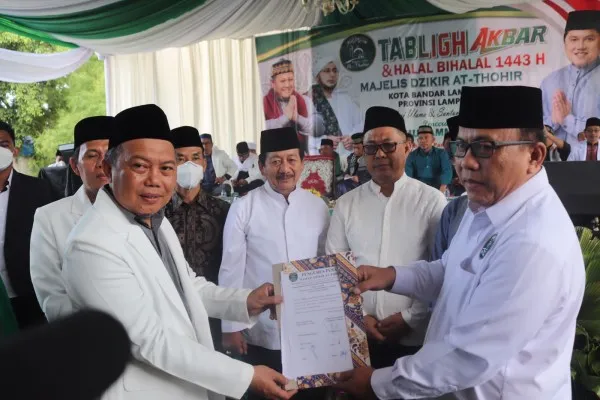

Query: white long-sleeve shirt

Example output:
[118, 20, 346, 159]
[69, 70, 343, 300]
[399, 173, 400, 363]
[371, 168, 585, 399]
[326, 175, 446, 345]
[219, 183, 330, 350]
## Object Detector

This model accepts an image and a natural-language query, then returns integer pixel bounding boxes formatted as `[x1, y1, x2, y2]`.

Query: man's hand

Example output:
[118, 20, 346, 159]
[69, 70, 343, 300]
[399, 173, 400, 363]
[284, 96, 297, 122]
[352, 175, 359, 183]
[334, 367, 377, 400]
[353, 265, 397, 295]
[247, 283, 282, 319]
[378, 312, 410, 339]
[440, 184, 447, 194]
[552, 90, 571, 125]
[364, 315, 385, 342]
[215, 176, 226, 185]
[250, 366, 297, 400]
[222, 331, 247, 355]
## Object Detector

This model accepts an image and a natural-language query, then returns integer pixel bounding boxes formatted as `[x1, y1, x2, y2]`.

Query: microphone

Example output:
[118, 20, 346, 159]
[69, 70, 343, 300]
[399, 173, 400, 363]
[0, 310, 130, 399]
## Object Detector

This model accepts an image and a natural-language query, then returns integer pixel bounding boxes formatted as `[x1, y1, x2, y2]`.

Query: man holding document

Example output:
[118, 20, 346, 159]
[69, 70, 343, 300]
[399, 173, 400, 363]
[219, 126, 330, 400]
[334, 86, 585, 399]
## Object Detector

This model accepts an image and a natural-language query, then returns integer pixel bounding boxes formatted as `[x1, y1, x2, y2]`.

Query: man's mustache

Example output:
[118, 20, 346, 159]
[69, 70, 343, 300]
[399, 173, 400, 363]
[276, 173, 294, 180]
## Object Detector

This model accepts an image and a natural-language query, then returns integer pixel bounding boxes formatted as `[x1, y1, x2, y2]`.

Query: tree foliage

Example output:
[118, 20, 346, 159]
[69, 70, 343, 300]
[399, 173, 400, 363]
[0, 31, 106, 173]
[32, 56, 106, 171]
[0, 32, 68, 145]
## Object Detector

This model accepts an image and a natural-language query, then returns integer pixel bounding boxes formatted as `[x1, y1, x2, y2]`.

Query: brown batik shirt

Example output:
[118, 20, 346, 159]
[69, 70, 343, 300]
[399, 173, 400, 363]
[165, 191, 230, 284]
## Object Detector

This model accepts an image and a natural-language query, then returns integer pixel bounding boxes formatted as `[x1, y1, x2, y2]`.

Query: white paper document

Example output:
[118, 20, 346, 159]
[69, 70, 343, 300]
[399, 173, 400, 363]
[280, 267, 353, 379]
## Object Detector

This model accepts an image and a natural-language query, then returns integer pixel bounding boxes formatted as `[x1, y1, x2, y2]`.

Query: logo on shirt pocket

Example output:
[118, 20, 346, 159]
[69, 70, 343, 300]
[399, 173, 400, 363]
[479, 233, 498, 259]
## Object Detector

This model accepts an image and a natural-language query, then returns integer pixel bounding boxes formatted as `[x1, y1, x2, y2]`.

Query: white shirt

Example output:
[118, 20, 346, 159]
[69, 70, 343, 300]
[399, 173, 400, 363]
[308, 90, 363, 157]
[30, 186, 92, 321]
[231, 154, 263, 184]
[371, 168, 585, 400]
[0, 171, 15, 298]
[219, 183, 330, 350]
[326, 175, 446, 345]
[567, 142, 600, 161]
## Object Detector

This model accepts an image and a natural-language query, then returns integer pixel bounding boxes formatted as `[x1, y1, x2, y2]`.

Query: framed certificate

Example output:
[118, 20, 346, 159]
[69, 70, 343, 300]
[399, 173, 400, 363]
[273, 252, 371, 390]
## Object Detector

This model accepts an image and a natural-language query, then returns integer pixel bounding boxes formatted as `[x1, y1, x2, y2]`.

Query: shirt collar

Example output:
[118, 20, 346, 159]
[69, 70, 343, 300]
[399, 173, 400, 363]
[569, 57, 600, 76]
[475, 168, 549, 229]
[263, 180, 299, 204]
[368, 173, 408, 198]
[4, 169, 13, 191]
[171, 189, 210, 211]
[103, 186, 165, 230]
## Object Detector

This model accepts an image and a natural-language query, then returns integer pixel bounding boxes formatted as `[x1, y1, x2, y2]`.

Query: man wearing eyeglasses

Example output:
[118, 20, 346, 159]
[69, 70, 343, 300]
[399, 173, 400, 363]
[326, 106, 447, 369]
[334, 86, 584, 400]
[568, 117, 600, 161]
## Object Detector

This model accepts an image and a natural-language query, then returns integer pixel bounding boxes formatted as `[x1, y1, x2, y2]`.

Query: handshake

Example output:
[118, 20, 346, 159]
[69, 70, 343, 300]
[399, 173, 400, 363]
[232, 266, 398, 400]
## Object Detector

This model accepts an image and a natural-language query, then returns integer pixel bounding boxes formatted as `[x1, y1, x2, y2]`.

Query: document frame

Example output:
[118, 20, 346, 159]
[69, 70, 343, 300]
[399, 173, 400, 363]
[273, 251, 371, 390]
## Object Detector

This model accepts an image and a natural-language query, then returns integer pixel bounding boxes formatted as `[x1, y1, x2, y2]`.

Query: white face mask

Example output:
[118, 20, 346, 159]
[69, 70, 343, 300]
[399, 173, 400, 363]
[177, 161, 204, 189]
[0, 147, 13, 171]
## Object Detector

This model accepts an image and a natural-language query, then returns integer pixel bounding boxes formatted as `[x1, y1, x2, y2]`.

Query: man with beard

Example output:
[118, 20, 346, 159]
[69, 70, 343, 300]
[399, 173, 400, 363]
[541, 10, 600, 155]
[263, 59, 323, 154]
[31, 116, 113, 322]
[219, 127, 330, 400]
[335, 86, 584, 400]
[307, 57, 362, 157]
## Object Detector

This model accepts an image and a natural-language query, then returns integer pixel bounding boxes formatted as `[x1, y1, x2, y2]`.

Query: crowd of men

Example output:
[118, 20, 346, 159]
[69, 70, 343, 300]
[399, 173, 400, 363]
[0, 9, 597, 400]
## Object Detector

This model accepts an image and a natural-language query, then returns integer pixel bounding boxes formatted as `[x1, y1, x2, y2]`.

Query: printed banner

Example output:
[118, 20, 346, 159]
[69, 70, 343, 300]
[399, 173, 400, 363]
[255, 8, 600, 158]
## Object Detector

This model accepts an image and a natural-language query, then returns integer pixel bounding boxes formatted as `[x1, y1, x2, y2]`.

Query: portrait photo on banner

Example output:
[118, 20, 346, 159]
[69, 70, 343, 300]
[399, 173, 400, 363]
[255, 5, 599, 157]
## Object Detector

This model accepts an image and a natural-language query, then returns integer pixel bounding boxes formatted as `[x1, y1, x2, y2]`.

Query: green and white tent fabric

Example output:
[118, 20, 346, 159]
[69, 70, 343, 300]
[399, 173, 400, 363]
[0, 0, 544, 53]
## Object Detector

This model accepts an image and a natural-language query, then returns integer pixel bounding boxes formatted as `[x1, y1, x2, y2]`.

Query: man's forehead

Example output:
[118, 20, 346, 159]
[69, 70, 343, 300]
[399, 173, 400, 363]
[267, 148, 300, 158]
[365, 127, 401, 142]
[457, 127, 516, 140]
[123, 139, 175, 159]
[176, 146, 203, 155]
[82, 139, 109, 151]
[275, 72, 294, 81]
[566, 29, 599, 38]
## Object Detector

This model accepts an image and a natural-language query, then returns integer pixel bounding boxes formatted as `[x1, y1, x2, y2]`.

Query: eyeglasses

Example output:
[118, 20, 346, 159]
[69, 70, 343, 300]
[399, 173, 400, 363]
[585, 128, 600, 134]
[363, 141, 406, 156]
[450, 140, 535, 159]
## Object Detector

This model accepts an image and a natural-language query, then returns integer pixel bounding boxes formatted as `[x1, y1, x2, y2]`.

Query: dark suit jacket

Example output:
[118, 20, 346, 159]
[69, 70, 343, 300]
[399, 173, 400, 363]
[5, 171, 55, 298]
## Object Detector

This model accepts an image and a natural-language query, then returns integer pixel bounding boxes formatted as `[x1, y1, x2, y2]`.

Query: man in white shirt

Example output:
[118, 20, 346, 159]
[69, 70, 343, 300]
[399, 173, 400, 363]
[219, 126, 330, 400]
[62, 104, 294, 400]
[335, 86, 585, 400]
[326, 106, 446, 368]
[231, 141, 264, 195]
[30, 116, 113, 322]
[200, 133, 238, 196]
[307, 57, 363, 157]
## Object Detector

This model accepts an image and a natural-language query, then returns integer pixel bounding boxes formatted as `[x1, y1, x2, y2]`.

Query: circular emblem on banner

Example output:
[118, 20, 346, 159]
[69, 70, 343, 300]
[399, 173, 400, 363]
[289, 273, 298, 282]
[340, 34, 376, 72]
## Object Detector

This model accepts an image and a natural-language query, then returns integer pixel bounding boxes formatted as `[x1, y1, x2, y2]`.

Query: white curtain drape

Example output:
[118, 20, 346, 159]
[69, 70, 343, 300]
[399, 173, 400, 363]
[105, 38, 265, 156]
[0, 47, 93, 83]
[427, 0, 543, 13]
